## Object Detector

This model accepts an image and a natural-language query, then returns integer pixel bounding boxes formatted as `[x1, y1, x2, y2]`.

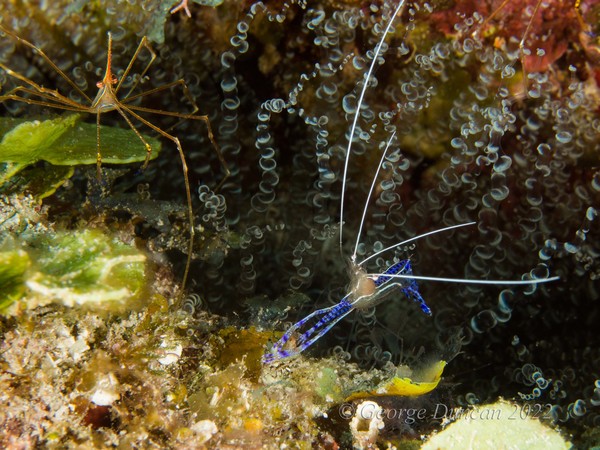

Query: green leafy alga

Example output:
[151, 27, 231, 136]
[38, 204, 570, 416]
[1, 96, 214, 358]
[0, 114, 162, 196]
[0, 249, 31, 312]
[0, 229, 148, 314]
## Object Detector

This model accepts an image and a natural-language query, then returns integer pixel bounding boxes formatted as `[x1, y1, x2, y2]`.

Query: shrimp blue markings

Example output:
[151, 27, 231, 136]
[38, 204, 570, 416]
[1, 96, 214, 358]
[262, 259, 430, 364]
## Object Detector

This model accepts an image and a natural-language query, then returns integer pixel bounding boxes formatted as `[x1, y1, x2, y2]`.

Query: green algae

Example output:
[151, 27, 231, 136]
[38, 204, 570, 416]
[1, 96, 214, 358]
[0, 229, 147, 315]
[188, 0, 224, 7]
[0, 249, 30, 312]
[0, 114, 80, 169]
[0, 114, 162, 197]
[315, 367, 343, 402]
[3, 165, 75, 199]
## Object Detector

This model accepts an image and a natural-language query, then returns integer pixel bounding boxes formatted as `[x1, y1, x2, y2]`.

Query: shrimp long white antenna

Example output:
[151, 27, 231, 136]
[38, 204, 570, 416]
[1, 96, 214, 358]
[366, 273, 561, 285]
[339, 0, 407, 253]
[359, 221, 477, 265]
[352, 130, 397, 261]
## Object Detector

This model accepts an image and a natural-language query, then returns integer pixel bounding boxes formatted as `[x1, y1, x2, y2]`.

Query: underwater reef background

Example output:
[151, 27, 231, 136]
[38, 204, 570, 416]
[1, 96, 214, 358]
[1, 0, 600, 448]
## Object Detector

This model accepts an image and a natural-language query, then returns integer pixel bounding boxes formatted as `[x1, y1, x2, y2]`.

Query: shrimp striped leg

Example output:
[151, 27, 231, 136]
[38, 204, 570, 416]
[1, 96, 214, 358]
[262, 260, 431, 363]
[372, 259, 432, 315]
[262, 297, 355, 364]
